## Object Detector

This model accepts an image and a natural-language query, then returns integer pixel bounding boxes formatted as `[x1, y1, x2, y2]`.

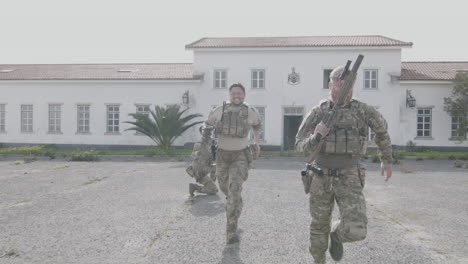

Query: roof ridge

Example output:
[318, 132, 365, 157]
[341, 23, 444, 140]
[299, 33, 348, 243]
[185, 37, 208, 48]
[402, 61, 468, 63]
[185, 35, 413, 48]
[376, 35, 413, 45]
[191, 35, 398, 39]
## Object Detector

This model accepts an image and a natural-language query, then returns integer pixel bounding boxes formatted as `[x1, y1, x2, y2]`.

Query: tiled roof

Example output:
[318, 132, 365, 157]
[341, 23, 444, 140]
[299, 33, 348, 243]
[401, 62, 468, 81]
[186, 35, 412, 49]
[0, 63, 201, 80]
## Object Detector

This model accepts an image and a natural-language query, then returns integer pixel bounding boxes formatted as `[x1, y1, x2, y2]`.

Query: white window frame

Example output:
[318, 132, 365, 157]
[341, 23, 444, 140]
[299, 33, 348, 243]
[21, 104, 33, 133]
[213, 69, 227, 89]
[135, 104, 151, 135]
[451, 113, 467, 139]
[106, 104, 120, 133]
[48, 104, 62, 133]
[0, 104, 6, 133]
[136, 104, 151, 115]
[363, 69, 378, 89]
[417, 108, 432, 138]
[251, 69, 265, 89]
[77, 104, 91, 134]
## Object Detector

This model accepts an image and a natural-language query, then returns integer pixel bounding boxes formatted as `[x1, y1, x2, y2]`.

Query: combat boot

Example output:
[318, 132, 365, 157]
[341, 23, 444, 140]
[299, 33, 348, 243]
[314, 260, 325, 264]
[189, 183, 198, 196]
[329, 231, 343, 261]
[309, 246, 326, 264]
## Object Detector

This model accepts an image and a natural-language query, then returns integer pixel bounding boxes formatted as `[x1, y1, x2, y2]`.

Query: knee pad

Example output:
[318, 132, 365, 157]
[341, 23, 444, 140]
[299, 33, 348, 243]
[310, 221, 332, 233]
[229, 182, 242, 193]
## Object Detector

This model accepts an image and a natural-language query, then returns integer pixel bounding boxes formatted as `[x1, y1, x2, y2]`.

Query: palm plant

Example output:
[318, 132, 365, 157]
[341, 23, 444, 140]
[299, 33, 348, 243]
[125, 105, 203, 150]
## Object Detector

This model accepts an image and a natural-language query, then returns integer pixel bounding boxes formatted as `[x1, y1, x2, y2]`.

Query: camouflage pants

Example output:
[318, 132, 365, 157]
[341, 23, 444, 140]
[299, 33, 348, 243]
[308, 166, 367, 263]
[216, 149, 250, 234]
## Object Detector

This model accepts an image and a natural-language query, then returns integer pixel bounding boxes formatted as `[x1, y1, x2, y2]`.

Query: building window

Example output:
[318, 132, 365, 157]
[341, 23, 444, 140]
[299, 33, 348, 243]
[323, 69, 333, 89]
[77, 105, 90, 133]
[214, 70, 227, 89]
[251, 69, 265, 89]
[136, 105, 150, 115]
[0, 104, 5, 132]
[364, 69, 378, 89]
[417, 108, 432, 137]
[135, 105, 150, 135]
[48, 104, 62, 133]
[106, 105, 120, 133]
[21, 104, 33, 132]
[451, 114, 467, 138]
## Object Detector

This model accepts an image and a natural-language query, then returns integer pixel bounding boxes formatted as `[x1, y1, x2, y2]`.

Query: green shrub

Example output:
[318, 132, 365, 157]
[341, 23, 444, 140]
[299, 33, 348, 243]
[70, 150, 99, 162]
[448, 155, 457, 160]
[43, 150, 56, 160]
[454, 160, 463, 168]
[406, 140, 417, 152]
[415, 146, 432, 152]
[416, 157, 424, 161]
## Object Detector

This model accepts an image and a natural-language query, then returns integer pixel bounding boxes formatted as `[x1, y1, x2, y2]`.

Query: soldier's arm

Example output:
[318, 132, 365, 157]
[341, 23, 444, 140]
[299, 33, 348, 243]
[366, 105, 393, 163]
[250, 107, 262, 143]
[204, 106, 221, 127]
[295, 106, 322, 154]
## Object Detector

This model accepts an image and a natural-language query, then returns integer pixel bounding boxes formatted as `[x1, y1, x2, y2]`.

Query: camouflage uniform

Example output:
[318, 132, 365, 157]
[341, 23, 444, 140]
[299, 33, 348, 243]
[296, 99, 392, 263]
[186, 141, 218, 195]
[206, 102, 261, 242]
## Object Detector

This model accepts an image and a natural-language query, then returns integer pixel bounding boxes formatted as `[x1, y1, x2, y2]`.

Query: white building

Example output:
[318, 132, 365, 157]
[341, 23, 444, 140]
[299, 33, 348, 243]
[1, 35, 467, 150]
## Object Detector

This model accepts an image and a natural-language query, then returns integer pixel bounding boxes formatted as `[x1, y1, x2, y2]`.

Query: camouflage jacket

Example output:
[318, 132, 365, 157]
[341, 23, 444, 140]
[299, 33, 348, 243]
[295, 99, 393, 163]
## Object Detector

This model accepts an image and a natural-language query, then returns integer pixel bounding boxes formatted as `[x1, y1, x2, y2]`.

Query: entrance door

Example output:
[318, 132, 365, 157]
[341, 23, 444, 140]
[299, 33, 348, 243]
[283, 115, 303, 151]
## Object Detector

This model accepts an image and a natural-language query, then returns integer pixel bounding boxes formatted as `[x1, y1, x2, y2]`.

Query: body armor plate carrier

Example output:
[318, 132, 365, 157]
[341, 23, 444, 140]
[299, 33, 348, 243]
[216, 103, 249, 138]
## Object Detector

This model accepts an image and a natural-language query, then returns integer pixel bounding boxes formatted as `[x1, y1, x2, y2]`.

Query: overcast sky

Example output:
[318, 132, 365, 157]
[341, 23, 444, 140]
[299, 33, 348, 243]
[1, 0, 466, 64]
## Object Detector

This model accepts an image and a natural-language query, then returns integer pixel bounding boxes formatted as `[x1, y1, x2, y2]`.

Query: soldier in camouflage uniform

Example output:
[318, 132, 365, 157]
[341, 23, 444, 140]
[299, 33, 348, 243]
[295, 65, 393, 264]
[186, 127, 218, 196]
[205, 83, 262, 244]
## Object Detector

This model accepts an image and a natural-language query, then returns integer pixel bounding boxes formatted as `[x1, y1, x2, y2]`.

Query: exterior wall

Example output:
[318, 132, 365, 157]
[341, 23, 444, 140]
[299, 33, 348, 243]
[2, 48, 465, 149]
[192, 48, 402, 148]
[399, 81, 468, 148]
[0, 81, 200, 146]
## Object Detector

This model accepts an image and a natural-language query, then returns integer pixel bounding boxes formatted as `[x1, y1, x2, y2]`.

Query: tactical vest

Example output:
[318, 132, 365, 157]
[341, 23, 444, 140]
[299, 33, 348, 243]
[321, 105, 365, 155]
[216, 103, 249, 138]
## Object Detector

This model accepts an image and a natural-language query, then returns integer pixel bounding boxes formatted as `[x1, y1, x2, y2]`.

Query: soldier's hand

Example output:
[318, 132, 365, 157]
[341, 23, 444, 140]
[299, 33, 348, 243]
[381, 162, 392, 181]
[314, 121, 331, 137]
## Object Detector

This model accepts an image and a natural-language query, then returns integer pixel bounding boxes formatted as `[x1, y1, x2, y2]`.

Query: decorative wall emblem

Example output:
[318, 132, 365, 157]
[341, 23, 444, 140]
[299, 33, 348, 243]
[287, 67, 300, 85]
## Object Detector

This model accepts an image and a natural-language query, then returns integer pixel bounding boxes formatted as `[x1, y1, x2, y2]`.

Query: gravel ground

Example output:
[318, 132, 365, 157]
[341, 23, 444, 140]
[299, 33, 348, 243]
[0, 157, 466, 264]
